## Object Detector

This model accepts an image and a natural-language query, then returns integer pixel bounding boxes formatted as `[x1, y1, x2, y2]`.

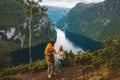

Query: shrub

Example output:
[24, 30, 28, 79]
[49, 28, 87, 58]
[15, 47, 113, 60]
[74, 53, 82, 65]
[62, 51, 75, 66]
[0, 59, 47, 77]
[0, 76, 22, 80]
[0, 40, 13, 69]
[81, 65, 94, 74]
[74, 52, 93, 66]
[31, 60, 47, 72]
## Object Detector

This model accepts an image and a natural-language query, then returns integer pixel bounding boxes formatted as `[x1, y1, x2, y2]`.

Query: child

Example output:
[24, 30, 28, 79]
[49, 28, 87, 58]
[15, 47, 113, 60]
[57, 45, 65, 72]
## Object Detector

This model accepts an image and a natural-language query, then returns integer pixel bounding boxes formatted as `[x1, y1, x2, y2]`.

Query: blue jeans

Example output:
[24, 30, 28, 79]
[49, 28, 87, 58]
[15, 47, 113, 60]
[57, 59, 62, 72]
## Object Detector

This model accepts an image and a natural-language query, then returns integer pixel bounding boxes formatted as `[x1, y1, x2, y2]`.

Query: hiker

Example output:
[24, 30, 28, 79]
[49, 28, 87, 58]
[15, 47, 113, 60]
[44, 40, 57, 78]
[57, 45, 65, 72]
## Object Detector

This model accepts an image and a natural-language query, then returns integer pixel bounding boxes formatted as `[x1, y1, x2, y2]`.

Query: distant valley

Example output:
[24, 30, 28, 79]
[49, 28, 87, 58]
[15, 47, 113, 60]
[46, 6, 70, 25]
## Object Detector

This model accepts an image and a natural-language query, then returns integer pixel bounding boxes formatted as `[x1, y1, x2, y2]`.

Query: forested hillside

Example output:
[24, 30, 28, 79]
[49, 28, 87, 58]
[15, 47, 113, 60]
[0, 0, 56, 66]
[0, 0, 56, 49]
[0, 0, 26, 27]
[57, 0, 120, 41]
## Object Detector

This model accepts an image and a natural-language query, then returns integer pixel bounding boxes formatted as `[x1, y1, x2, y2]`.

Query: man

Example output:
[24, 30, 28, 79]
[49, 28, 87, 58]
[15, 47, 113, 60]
[44, 40, 56, 78]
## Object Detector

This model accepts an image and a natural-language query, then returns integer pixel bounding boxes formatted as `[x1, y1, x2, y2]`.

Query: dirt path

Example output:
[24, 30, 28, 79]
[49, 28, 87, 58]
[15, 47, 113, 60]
[16, 66, 82, 80]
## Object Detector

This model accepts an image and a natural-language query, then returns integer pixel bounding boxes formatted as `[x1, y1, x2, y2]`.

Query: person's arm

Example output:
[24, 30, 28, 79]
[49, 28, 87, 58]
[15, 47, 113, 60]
[53, 47, 57, 54]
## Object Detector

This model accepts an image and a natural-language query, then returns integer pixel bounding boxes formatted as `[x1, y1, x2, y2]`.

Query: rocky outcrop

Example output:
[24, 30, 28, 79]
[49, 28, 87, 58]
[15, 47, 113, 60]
[0, 0, 56, 49]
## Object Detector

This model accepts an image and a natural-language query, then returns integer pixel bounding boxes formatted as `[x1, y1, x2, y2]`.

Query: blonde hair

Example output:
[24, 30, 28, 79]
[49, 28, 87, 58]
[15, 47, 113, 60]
[59, 45, 63, 51]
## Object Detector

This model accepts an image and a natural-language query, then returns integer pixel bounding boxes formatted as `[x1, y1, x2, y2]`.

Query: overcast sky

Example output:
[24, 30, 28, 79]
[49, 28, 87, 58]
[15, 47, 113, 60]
[40, 0, 105, 8]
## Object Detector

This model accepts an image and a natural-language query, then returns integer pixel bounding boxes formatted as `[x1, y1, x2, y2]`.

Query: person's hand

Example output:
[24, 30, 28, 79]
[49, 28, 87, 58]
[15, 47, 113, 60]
[52, 50, 56, 54]
[48, 53, 52, 56]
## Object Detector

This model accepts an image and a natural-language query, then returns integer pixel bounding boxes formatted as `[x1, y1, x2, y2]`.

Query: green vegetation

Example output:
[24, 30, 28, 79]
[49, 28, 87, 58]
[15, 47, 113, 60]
[0, 34, 120, 79]
[0, 0, 56, 78]
[0, 40, 17, 69]
[57, 0, 120, 41]
[0, 40, 11, 69]
[0, 60, 47, 77]
[63, 34, 120, 79]
[0, 0, 56, 49]
[20, 0, 45, 66]
[0, 0, 26, 27]
[0, 77, 22, 80]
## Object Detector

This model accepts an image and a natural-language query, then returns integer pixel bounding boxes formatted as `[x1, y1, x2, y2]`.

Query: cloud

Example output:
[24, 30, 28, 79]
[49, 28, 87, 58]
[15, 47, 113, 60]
[40, 0, 105, 8]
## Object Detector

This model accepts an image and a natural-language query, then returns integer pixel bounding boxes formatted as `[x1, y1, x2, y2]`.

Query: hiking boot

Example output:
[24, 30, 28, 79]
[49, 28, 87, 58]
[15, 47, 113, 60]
[48, 74, 51, 78]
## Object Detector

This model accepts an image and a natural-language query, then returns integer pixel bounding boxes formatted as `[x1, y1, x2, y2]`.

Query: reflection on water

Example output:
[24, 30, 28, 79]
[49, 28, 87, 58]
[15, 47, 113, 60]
[55, 27, 85, 53]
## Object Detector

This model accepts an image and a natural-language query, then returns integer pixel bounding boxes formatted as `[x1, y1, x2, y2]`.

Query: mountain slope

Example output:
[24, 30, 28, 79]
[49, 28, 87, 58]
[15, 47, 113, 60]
[0, 0, 26, 27]
[57, 0, 120, 41]
[46, 6, 70, 25]
[0, 0, 56, 49]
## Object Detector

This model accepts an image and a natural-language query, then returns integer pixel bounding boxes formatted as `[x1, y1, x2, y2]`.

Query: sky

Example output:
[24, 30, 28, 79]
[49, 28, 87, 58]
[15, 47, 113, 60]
[40, 0, 105, 8]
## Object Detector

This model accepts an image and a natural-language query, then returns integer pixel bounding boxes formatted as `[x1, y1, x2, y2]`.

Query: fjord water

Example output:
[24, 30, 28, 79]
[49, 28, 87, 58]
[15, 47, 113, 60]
[54, 27, 102, 53]
[55, 27, 85, 53]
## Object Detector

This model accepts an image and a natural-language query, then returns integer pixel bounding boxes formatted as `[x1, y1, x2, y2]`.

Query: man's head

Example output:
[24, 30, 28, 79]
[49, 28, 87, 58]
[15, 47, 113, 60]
[50, 39, 56, 46]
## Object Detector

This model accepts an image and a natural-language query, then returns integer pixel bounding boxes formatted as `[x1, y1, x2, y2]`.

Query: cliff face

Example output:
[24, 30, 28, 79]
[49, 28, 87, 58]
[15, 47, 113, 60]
[57, 0, 120, 41]
[0, 0, 56, 49]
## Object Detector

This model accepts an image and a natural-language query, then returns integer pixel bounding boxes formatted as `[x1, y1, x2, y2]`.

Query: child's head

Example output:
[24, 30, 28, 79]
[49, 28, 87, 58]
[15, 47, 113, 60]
[59, 45, 63, 51]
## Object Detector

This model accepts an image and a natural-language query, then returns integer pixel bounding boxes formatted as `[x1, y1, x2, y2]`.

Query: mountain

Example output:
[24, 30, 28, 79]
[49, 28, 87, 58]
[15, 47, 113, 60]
[0, 0, 56, 49]
[46, 6, 70, 25]
[0, 0, 26, 27]
[57, 0, 120, 41]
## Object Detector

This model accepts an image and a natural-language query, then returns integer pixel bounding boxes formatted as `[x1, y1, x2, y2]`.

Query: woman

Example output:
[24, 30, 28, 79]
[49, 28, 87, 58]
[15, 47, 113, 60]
[57, 45, 65, 72]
